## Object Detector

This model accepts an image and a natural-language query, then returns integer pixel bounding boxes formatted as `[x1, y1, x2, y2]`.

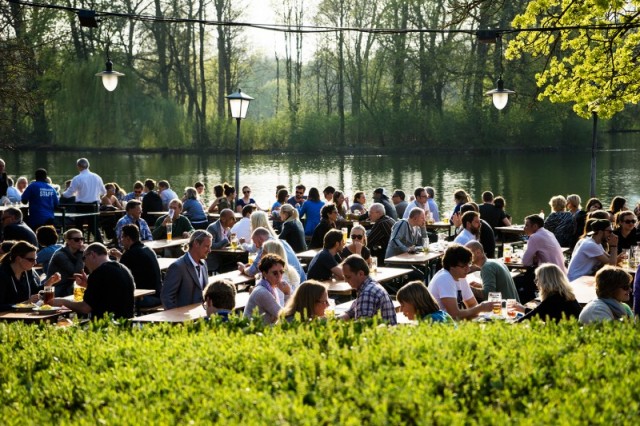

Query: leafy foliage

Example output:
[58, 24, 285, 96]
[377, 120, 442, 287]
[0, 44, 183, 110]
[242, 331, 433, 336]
[0, 318, 638, 424]
[507, 0, 640, 119]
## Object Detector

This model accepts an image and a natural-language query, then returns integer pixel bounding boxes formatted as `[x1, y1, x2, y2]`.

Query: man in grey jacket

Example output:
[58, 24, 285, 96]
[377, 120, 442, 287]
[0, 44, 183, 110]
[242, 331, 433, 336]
[161, 230, 212, 309]
[385, 207, 427, 259]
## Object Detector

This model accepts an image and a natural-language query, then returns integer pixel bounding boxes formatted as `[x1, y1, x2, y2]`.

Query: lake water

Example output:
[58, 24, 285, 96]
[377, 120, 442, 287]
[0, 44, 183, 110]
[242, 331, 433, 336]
[3, 133, 640, 223]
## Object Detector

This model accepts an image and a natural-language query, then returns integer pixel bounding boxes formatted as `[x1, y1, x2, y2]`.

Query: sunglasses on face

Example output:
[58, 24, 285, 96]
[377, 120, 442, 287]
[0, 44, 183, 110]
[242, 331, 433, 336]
[620, 284, 631, 291]
[243, 191, 251, 194]
[623, 219, 637, 224]
[22, 257, 37, 263]
[351, 234, 364, 240]
[69, 237, 85, 242]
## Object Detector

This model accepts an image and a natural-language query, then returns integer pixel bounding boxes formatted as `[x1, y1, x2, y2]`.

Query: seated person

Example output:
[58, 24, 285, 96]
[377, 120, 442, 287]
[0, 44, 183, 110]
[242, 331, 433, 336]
[230, 204, 256, 243]
[567, 219, 619, 281]
[428, 244, 496, 320]
[50, 243, 135, 320]
[47, 228, 85, 297]
[115, 200, 153, 247]
[280, 280, 329, 321]
[579, 266, 633, 324]
[307, 229, 345, 281]
[338, 254, 397, 324]
[396, 280, 453, 323]
[1, 207, 38, 247]
[385, 207, 427, 258]
[243, 254, 290, 324]
[511, 263, 582, 322]
[341, 225, 371, 264]
[152, 198, 194, 240]
[203, 279, 237, 320]
[35, 225, 62, 275]
[308, 204, 337, 249]
[182, 187, 209, 229]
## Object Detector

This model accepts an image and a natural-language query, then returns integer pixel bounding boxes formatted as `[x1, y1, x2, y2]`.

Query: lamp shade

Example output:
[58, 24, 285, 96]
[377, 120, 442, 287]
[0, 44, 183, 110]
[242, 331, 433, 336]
[226, 89, 254, 119]
[95, 59, 124, 92]
[485, 78, 515, 110]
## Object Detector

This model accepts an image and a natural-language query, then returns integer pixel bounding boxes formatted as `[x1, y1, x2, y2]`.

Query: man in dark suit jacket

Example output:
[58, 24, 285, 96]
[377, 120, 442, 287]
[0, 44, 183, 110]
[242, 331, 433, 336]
[111, 224, 162, 307]
[141, 179, 163, 223]
[161, 230, 212, 309]
[1, 207, 37, 246]
[205, 208, 236, 273]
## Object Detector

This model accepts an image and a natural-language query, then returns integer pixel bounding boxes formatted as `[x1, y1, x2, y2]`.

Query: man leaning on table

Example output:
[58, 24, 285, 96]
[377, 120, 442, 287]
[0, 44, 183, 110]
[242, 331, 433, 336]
[385, 207, 427, 259]
[466, 241, 519, 302]
[50, 243, 135, 320]
[428, 244, 496, 320]
[339, 254, 397, 324]
[161, 230, 212, 309]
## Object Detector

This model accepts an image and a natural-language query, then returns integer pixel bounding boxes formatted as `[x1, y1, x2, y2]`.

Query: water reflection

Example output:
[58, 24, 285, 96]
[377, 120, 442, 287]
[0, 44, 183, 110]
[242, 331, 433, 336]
[4, 133, 640, 223]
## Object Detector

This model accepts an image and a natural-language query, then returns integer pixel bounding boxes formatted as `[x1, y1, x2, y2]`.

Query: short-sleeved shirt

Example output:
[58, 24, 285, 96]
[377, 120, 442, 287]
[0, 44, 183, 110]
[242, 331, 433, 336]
[83, 261, 135, 320]
[428, 269, 474, 312]
[344, 277, 397, 324]
[567, 237, 607, 281]
[307, 249, 341, 281]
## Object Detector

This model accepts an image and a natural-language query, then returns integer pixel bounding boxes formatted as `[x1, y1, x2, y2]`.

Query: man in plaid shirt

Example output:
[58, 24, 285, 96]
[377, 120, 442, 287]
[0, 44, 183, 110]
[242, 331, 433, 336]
[339, 254, 397, 325]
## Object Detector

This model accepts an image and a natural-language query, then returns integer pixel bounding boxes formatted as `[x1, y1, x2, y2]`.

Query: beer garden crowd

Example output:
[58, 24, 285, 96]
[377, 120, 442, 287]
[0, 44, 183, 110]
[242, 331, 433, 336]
[0, 157, 637, 326]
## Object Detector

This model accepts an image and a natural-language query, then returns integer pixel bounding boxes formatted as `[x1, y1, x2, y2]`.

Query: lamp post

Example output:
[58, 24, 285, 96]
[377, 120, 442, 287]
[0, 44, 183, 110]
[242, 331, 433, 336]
[590, 111, 598, 197]
[225, 89, 254, 195]
[95, 57, 124, 91]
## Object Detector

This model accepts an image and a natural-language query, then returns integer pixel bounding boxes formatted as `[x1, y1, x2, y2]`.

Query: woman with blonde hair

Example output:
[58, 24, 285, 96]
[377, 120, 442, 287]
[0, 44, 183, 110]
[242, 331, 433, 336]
[261, 240, 300, 306]
[567, 194, 586, 247]
[544, 195, 576, 248]
[281, 280, 329, 321]
[396, 281, 452, 323]
[278, 204, 306, 253]
[511, 263, 582, 322]
[341, 225, 371, 265]
[251, 210, 277, 238]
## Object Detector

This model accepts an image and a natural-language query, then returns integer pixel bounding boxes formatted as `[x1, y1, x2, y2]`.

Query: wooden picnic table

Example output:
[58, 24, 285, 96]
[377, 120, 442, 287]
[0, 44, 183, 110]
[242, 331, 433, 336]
[143, 238, 189, 251]
[207, 212, 243, 222]
[383, 250, 444, 268]
[209, 270, 256, 288]
[426, 221, 454, 237]
[0, 307, 71, 323]
[296, 248, 321, 263]
[157, 257, 179, 271]
[132, 292, 251, 323]
[321, 267, 413, 295]
[569, 275, 597, 305]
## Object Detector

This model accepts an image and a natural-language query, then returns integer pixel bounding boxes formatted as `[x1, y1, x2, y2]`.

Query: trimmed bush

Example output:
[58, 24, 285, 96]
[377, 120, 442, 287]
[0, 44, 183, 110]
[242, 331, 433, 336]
[0, 318, 638, 424]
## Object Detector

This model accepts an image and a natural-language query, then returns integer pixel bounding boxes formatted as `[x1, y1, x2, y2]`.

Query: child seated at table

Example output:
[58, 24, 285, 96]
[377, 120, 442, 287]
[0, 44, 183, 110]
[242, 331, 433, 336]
[203, 279, 237, 321]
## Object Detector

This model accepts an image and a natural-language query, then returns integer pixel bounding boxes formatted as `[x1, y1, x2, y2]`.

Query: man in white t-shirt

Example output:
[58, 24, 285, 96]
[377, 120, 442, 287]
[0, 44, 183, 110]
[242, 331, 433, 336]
[567, 219, 619, 281]
[428, 244, 496, 320]
[454, 211, 480, 246]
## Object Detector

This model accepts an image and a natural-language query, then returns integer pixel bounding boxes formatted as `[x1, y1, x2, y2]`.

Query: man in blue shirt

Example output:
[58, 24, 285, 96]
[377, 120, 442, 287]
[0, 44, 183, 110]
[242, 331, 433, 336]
[21, 168, 59, 230]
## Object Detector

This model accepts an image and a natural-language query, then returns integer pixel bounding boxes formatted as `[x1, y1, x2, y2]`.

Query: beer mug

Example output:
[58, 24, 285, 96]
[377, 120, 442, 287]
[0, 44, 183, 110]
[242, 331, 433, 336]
[73, 284, 86, 302]
[39, 286, 55, 305]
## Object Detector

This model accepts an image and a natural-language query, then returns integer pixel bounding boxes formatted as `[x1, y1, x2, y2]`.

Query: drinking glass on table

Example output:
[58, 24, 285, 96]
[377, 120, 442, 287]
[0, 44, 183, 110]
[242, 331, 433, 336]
[488, 292, 502, 315]
[230, 233, 238, 250]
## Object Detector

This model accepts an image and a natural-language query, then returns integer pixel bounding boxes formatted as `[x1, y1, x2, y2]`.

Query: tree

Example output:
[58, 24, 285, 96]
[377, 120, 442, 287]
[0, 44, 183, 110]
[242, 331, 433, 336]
[507, 0, 640, 119]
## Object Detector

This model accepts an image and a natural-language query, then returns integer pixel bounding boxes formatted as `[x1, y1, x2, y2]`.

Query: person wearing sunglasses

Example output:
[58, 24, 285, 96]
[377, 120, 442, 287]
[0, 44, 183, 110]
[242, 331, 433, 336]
[567, 219, 621, 281]
[579, 266, 634, 324]
[341, 225, 371, 265]
[0, 241, 61, 310]
[47, 228, 86, 297]
[612, 211, 638, 254]
[244, 254, 289, 324]
[236, 185, 260, 213]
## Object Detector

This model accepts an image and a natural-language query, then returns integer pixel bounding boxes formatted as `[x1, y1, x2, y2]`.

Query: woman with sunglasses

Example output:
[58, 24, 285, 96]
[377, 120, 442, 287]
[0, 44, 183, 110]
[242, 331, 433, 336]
[0, 241, 60, 310]
[341, 225, 372, 265]
[612, 211, 638, 254]
[47, 228, 85, 297]
[511, 263, 582, 323]
[236, 185, 260, 213]
[243, 254, 290, 324]
[579, 266, 633, 324]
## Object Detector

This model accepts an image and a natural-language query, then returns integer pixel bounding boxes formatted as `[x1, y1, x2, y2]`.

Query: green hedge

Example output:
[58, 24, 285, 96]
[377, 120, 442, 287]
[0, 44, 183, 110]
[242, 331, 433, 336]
[1, 318, 638, 425]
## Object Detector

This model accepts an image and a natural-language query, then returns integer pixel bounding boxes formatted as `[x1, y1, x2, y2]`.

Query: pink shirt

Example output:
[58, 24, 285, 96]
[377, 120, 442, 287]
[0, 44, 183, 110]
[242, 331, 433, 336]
[522, 227, 567, 273]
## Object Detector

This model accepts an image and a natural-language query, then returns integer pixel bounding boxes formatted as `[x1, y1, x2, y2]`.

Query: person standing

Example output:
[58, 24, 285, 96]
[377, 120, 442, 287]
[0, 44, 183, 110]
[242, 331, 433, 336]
[21, 168, 59, 230]
[62, 158, 106, 243]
